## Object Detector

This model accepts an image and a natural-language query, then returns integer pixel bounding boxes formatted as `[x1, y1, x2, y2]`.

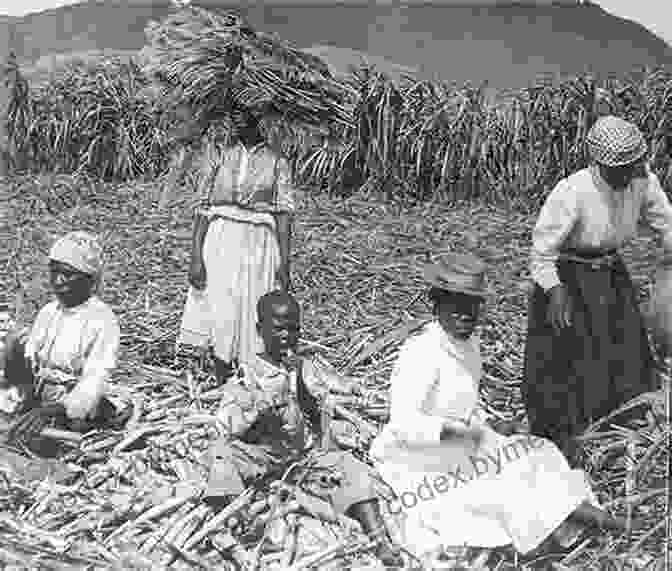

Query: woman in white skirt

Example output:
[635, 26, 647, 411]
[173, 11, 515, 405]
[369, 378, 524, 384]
[177, 108, 295, 381]
[370, 252, 631, 565]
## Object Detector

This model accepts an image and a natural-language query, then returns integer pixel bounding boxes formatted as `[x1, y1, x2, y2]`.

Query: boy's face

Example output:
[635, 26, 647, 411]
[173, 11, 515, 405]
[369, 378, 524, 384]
[257, 302, 301, 363]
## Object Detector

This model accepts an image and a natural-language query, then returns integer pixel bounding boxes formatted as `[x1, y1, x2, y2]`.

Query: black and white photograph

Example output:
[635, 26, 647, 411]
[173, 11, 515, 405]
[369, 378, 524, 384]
[0, 0, 671, 569]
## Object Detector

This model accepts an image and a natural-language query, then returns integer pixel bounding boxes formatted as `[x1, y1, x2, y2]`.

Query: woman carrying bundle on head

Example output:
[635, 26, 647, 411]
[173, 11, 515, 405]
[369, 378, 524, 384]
[0, 231, 125, 446]
[176, 106, 296, 383]
[523, 115, 672, 464]
[370, 252, 632, 566]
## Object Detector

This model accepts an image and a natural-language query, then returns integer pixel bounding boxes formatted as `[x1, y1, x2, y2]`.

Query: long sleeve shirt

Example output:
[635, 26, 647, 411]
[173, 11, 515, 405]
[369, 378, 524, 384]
[369, 320, 595, 557]
[530, 165, 672, 291]
[384, 321, 487, 448]
[23, 296, 120, 419]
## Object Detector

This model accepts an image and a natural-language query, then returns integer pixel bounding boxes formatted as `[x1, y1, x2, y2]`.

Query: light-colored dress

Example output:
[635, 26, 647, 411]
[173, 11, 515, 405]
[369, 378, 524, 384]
[370, 321, 595, 558]
[23, 296, 120, 420]
[177, 141, 295, 365]
[530, 164, 672, 291]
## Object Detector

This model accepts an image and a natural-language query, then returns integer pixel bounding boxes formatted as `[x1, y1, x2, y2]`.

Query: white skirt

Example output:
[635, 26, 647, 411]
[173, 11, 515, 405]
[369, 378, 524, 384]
[177, 205, 282, 364]
[371, 422, 597, 558]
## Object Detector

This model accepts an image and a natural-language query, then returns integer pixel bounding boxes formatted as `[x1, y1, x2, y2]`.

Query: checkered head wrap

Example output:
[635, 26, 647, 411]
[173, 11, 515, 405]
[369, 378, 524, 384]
[586, 116, 648, 167]
[49, 231, 104, 278]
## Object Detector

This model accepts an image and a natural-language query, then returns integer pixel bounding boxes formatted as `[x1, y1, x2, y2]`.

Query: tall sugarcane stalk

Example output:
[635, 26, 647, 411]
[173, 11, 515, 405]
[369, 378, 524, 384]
[5, 6, 672, 204]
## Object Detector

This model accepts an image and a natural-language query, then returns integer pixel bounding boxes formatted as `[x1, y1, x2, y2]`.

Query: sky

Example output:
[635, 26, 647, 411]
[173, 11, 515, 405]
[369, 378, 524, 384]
[1, 0, 671, 46]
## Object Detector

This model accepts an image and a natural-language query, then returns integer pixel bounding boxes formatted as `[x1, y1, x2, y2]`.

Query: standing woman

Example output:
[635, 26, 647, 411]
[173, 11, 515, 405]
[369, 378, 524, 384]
[523, 116, 672, 463]
[177, 107, 296, 382]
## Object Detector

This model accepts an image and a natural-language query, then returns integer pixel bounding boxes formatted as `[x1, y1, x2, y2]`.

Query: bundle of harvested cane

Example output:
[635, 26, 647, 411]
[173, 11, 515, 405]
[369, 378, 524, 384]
[142, 6, 356, 129]
[0, 357, 397, 569]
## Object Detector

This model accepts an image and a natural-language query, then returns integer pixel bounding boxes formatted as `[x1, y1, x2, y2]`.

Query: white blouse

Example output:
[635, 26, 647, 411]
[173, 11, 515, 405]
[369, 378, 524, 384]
[370, 321, 595, 558]
[384, 321, 486, 446]
[530, 165, 672, 291]
[24, 296, 120, 420]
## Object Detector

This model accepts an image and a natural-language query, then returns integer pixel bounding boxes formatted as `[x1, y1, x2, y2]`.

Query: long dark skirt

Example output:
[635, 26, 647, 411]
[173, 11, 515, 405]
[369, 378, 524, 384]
[522, 257, 657, 460]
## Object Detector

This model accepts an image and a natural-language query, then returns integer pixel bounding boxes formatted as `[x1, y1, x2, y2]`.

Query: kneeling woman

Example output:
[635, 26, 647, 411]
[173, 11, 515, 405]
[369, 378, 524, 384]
[370, 253, 629, 563]
[1, 231, 121, 444]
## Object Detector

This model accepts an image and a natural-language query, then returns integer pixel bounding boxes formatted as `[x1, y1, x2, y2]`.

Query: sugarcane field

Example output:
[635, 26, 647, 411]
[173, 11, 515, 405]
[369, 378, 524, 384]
[1, 5, 672, 571]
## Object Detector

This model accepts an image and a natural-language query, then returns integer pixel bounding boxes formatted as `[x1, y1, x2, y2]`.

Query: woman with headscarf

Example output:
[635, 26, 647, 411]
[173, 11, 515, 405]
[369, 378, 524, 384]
[523, 115, 672, 464]
[370, 252, 630, 566]
[176, 107, 295, 382]
[0, 231, 121, 443]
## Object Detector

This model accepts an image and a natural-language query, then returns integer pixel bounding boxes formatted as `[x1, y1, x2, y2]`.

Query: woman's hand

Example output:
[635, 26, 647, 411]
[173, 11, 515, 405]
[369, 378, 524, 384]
[9, 402, 66, 444]
[547, 284, 572, 334]
[0, 341, 6, 373]
[276, 264, 291, 292]
[189, 258, 207, 291]
[0, 330, 23, 376]
[440, 420, 484, 449]
[493, 419, 526, 436]
[188, 213, 210, 291]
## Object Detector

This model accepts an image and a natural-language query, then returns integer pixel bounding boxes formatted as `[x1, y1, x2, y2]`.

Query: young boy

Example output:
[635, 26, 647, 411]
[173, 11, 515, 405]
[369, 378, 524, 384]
[206, 290, 402, 566]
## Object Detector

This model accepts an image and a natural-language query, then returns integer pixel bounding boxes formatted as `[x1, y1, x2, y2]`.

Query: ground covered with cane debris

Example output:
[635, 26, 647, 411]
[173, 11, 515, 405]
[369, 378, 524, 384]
[0, 174, 669, 570]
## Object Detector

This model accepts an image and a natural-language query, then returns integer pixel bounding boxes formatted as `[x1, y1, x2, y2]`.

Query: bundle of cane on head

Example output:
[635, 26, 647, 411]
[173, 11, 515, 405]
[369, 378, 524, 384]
[142, 6, 355, 130]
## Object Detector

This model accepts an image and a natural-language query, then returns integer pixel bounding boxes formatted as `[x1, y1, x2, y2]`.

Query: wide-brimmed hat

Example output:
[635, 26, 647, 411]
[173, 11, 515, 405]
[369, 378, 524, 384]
[424, 252, 488, 299]
[586, 116, 648, 167]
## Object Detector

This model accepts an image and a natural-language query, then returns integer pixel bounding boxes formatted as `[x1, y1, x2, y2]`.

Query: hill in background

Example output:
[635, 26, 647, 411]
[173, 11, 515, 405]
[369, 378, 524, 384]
[1, 1, 671, 93]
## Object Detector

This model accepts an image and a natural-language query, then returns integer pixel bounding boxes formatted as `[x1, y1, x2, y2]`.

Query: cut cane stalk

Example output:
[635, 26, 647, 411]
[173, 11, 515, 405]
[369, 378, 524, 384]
[332, 403, 378, 438]
[169, 504, 204, 541]
[273, 483, 359, 529]
[112, 425, 165, 455]
[603, 487, 666, 510]
[280, 513, 299, 567]
[627, 518, 666, 555]
[125, 395, 144, 431]
[255, 499, 302, 528]
[182, 488, 254, 550]
[40, 428, 83, 443]
[164, 542, 211, 570]
[142, 502, 193, 554]
[145, 409, 168, 422]
[83, 435, 124, 454]
[105, 492, 198, 544]
[173, 504, 211, 550]
[285, 539, 357, 571]
[247, 498, 269, 518]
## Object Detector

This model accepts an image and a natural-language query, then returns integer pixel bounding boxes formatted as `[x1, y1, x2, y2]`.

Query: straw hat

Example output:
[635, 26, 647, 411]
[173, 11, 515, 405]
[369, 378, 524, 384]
[424, 252, 488, 298]
[586, 116, 648, 167]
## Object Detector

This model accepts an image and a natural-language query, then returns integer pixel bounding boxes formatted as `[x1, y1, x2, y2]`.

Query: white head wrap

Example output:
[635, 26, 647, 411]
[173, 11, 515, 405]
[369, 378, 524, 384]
[49, 231, 103, 278]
